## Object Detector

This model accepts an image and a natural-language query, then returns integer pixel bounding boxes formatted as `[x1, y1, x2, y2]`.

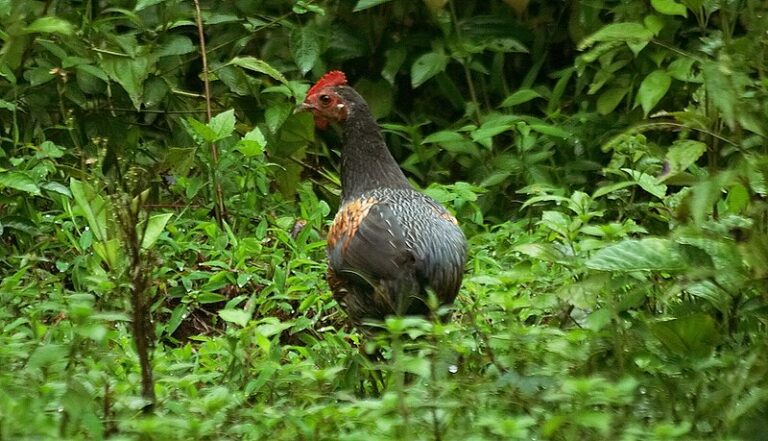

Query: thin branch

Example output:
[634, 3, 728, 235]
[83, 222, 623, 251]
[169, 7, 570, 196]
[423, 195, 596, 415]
[193, 0, 226, 226]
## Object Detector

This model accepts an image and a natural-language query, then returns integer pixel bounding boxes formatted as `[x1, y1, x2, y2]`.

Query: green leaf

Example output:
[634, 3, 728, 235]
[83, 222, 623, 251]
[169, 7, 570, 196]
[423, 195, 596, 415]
[291, 26, 321, 75]
[500, 89, 542, 107]
[667, 57, 699, 82]
[422, 130, 464, 144]
[156, 35, 196, 57]
[411, 52, 448, 88]
[187, 118, 218, 143]
[27, 344, 68, 369]
[93, 238, 121, 269]
[597, 88, 628, 115]
[578, 23, 654, 51]
[702, 61, 736, 129]
[37, 141, 65, 159]
[41, 181, 71, 197]
[382, 46, 406, 84]
[662, 140, 707, 178]
[636, 69, 671, 116]
[586, 238, 686, 271]
[75, 64, 109, 82]
[101, 55, 151, 110]
[623, 168, 667, 198]
[353, 0, 393, 12]
[219, 309, 251, 327]
[228, 56, 288, 85]
[529, 123, 570, 139]
[265, 102, 292, 134]
[0, 172, 41, 195]
[208, 109, 236, 141]
[23, 17, 74, 35]
[238, 127, 267, 157]
[651, 0, 687, 17]
[649, 314, 719, 358]
[69, 178, 109, 242]
[141, 213, 173, 249]
[135, 0, 165, 11]
[0, 99, 16, 111]
[726, 183, 749, 213]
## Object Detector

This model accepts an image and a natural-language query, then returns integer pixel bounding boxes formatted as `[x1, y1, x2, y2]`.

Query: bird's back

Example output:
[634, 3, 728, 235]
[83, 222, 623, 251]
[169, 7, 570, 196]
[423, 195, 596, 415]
[327, 187, 467, 324]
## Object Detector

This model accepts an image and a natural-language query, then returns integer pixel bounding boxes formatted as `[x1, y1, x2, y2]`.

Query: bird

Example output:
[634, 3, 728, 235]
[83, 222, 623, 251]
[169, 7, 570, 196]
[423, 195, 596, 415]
[297, 70, 467, 329]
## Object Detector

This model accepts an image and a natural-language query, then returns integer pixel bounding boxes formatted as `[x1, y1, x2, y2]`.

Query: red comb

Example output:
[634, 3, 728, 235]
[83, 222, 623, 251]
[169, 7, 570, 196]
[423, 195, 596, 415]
[307, 70, 347, 96]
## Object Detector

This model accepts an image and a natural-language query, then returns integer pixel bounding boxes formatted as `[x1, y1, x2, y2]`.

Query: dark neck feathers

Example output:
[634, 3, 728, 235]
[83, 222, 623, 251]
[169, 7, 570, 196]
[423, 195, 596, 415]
[337, 86, 410, 200]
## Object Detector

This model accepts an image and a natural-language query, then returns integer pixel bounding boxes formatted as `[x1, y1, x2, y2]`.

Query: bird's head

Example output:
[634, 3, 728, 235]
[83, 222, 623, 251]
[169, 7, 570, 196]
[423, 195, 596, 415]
[297, 70, 350, 129]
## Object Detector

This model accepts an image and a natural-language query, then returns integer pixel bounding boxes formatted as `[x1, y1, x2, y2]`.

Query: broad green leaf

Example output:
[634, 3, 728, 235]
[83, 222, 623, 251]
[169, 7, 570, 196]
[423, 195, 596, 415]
[651, 0, 687, 17]
[411, 52, 448, 88]
[41, 181, 71, 197]
[540, 210, 571, 238]
[649, 314, 718, 358]
[636, 70, 671, 115]
[597, 88, 628, 115]
[0, 217, 38, 235]
[662, 140, 707, 178]
[228, 56, 288, 85]
[667, 57, 698, 82]
[0, 172, 41, 195]
[500, 89, 542, 107]
[592, 180, 636, 198]
[256, 319, 293, 337]
[485, 38, 528, 53]
[135, 0, 165, 11]
[382, 46, 406, 84]
[515, 243, 572, 263]
[402, 356, 431, 378]
[75, 64, 109, 82]
[471, 114, 518, 148]
[27, 344, 68, 369]
[141, 213, 173, 249]
[93, 238, 121, 269]
[280, 112, 315, 142]
[208, 109, 236, 141]
[238, 127, 267, 157]
[156, 35, 196, 57]
[422, 130, 464, 144]
[578, 23, 654, 51]
[186, 118, 218, 143]
[702, 61, 736, 128]
[69, 178, 109, 242]
[265, 102, 293, 133]
[23, 17, 74, 35]
[623, 168, 667, 198]
[726, 183, 749, 213]
[353, 0, 392, 12]
[530, 123, 569, 139]
[291, 26, 321, 75]
[586, 238, 685, 271]
[102, 55, 151, 110]
[219, 309, 251, 327]
[0, 99, 16, 111]
[37, 141, 65, 159]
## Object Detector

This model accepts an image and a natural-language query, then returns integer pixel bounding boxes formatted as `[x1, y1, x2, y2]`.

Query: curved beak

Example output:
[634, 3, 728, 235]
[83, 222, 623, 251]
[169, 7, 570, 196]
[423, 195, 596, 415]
[294, 102, 313, 114]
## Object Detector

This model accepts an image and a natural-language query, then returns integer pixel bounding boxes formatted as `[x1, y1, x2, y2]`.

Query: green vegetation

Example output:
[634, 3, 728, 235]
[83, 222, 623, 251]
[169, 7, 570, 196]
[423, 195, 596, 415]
[1, 0, 767, 439]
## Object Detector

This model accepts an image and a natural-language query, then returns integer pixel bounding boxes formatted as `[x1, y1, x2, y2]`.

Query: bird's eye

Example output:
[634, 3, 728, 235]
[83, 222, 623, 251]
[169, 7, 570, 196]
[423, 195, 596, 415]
[319, 94, 331, 105]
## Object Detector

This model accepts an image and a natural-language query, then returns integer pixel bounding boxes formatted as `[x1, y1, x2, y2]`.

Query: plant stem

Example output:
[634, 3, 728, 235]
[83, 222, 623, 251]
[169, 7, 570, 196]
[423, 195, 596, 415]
[193, 0, 226, 226]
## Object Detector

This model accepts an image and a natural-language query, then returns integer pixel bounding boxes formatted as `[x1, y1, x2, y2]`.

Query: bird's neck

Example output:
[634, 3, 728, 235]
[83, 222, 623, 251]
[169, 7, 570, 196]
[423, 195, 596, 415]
[340, 106, 410, 200]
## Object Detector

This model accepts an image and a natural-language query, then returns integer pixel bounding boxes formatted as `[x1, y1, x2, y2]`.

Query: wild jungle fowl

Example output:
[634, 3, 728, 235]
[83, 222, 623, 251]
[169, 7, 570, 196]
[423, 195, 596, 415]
[297, 70, 467, 328]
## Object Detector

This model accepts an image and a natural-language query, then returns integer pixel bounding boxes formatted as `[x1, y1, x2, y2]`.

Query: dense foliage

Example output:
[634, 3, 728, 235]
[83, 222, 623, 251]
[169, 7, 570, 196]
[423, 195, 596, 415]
[1, 0, 767, 439]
